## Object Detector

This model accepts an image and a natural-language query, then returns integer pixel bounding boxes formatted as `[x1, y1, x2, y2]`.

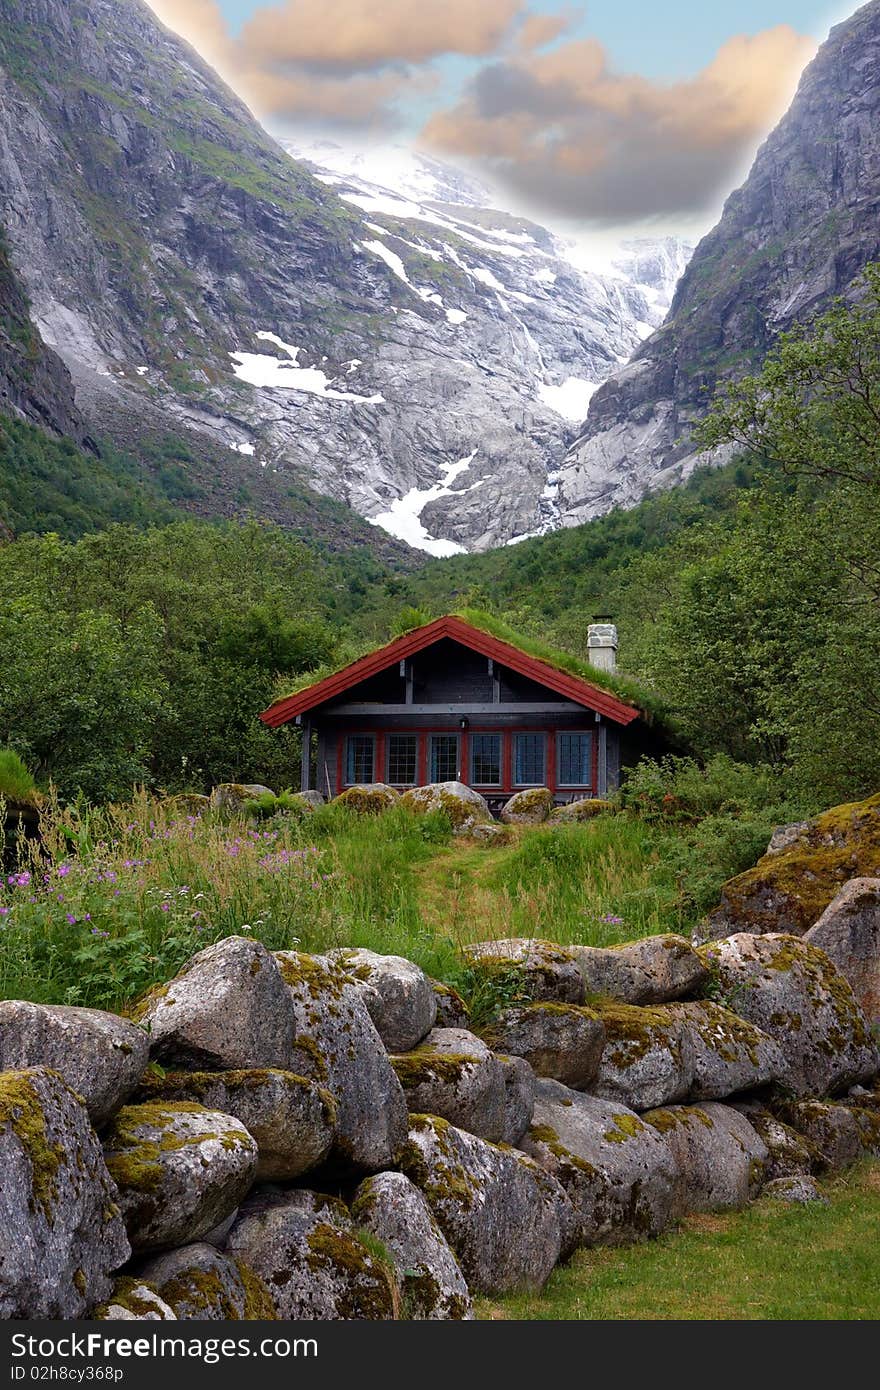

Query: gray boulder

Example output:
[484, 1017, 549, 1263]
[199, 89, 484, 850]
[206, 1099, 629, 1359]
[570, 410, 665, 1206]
[483, 1003, 605, 1089]
[731, 1104, 825, 1179]
[330, 948, 437, 1051]
[94, 1279, 178, 1320]
[521, 1078, 680, 1246]
[665, 1000, 787, 1099]
[764, 1176, 826, 1204]
[0, 1001, 149, 1125]
[401, 782, 492, 832]
[591, 1002, 696, 1110]
[698, 933, 879, 1096]
[135, 1068, 336, 1181]
[102, 1102, 258, 1253]
[398, 1115, 572, 1294]
[225, 1189, 397, 1319]
[0, 1068, 130, 1318]
[497, 1053, 538, 1146]
[644, 1103, 768, 1210]
[210, 784, 273, 815]
[500, 788, 554, 824]
[570, 934, 709, 1005]
[774, 1098, 880, 1170]
[431, 980, 470, 1029]
[135, 936, 296, 1070]
[352, 1172, 472, 1320]
[462, 939, 585, 1004]
[805, 877, 880, 1020]
[275, 951, 408, 1171]
[390, 1027, 530, 1144]
[138, 1242, 277, 1319]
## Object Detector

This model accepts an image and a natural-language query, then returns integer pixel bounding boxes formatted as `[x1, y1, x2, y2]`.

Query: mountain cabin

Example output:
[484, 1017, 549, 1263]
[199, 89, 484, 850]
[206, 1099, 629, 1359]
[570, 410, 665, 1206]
[260, 615, 653, 810]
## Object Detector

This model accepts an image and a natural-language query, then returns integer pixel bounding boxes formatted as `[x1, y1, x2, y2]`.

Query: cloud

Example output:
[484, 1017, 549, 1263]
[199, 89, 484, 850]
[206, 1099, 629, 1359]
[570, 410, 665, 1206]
[422, 26, 817, 223]
[516, 10, 578, 52]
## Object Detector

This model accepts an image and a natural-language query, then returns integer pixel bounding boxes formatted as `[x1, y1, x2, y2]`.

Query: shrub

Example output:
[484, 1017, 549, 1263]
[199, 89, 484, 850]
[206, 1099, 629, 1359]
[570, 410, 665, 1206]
[0, 748, 38, 805]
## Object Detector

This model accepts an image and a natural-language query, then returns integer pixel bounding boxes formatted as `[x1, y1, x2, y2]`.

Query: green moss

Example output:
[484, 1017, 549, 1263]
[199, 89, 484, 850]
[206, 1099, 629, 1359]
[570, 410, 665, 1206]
[551, 799, 614, 822]
[390, 1050, 476, 1088]
[103, 1102, 250, 1196]
[644, 1105, 715, 1135]
[0, 1071, 67, 1224]
[305, 1224, 396, 1319]
[400, 787, 489, 829]
[594, 1002, 682, 1065]
[334, 786, 399, 815]
[603, 1113, 647, 1144]
[235, 1260, 278, 1319]
[93, 1278, 168, 1319]
[527, 1124, 598, 1177]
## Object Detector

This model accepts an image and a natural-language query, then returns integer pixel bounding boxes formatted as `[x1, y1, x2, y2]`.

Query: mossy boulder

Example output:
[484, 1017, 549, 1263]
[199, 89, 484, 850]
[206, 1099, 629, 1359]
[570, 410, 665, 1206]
[569, 934, 709, 1005]
[400, 782, 492, 832]
[500, 787, 554, 825]
[482, 1003, 606, 1090]
[134, 1068, 336, 1181]
[550, 798, 614, 822]
[274, 950, 407, 1172]
[0, 1067, 130, 1318]
[102, 1102, 258, 1253]
[701, 792, 880, 941]
[462, 938, 585, 1005]
[330, 947, 437, 1051]
[209, 783, 274, 816]
[398, 1114, 573, 1295]
[333, 784, 399, 814]
[225, 1189, 397, 1320]
[664, 1000, 787, 1100]
[698, 933, 879, 1097]
[772, 1097, 880, 1170]
[804, 877, 880, 1021]
[391, 1027, 534, 1145]
[134, 936, 296, 1071]
[430, 980, 470, 1029]
[0, 1001, 149, 1125]
[731, 1103, 827, 1179]
[764, 1175, 826, 1204]
[162, 793, 210, 818]
[352, 1172, 472, 1320]
[644, 1102, 768, 1211]
[93, 1278, 177, 1320]
[591, 1002, 696, 1110]
[521, 1077, 680, 1247]
[138, 1242, 277, 1320]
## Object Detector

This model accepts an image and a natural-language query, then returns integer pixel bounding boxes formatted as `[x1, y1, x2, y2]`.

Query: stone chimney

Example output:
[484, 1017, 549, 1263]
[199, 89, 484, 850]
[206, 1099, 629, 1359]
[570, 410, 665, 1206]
[587, 617, 618, 674]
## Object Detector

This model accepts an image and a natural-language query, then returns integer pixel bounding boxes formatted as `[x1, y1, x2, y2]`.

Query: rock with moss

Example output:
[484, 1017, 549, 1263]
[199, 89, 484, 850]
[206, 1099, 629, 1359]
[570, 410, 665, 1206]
[550, 798, 614, 822]
[162, 793, 211, 818]
[138, 1242, 277, 1319]
[459, 820, 508, 843]
[135, 936, 296, 1071]
[398, 1114, 572, 1295]
[700, 792, 880, 941]
[462, 938, 585, 1005]
[333, 784, 399, 814]
[391, 1027, 533, 1144]
[663, 1000, 787, 1100]
[804, 877, 880, 1021]
[569, 934, 709, 1005]
[0, 1002, 149, 1125]
[644, 1102, 768, 1211]
[225, 1189, 397, 1319]
[134, 1068, 336, 1181]
[497, 1053, 537, 1146]
[521, 1078, 679, 1246]
[697, 933, 879, 1097]
[482, 1003, 606, 1089]
[330, 948, 437, 1051]
[210, 784, 273, 816]
[765, 1175, 826, 1204]
[500, 787, 554, 825]
[352, 1172, 472, 1320]
[591, 1002, 696, 1110]
[773, 1097, 880, 1170]
[102, 1102, 258, 1253]
[0, 1067, 130, 1319]
[430, 980, 470, 1029]
[274, 951, 407, 1172]
[730, 1102, 826, 1179]
[93, 1278, 178, 1320]
[401, 781, 494, 836]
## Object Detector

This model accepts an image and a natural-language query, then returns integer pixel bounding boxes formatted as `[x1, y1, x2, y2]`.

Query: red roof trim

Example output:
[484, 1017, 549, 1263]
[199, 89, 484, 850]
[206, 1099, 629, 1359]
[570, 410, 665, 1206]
[260, 616, 641, 727]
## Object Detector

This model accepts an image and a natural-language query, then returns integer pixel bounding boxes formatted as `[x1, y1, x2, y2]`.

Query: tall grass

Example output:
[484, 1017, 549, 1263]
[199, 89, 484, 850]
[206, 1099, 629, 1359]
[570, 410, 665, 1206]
[0, 748, 37, 804]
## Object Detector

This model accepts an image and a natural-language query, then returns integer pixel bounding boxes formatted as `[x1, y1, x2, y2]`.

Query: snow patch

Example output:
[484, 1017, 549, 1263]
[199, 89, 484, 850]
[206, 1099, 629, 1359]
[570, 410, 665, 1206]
[231, 441, 255, 456]
[230, 333, 384, 404]
[371, 451, 482, 557]
[537, 378, 598, 422]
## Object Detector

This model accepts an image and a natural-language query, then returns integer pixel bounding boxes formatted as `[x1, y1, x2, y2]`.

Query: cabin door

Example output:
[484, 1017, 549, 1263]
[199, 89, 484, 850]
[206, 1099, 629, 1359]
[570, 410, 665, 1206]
[429, 734, 459, 782]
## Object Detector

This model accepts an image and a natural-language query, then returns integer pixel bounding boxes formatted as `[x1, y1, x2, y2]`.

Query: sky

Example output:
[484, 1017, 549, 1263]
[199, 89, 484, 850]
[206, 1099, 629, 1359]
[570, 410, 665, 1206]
[145, 0, 856, 241]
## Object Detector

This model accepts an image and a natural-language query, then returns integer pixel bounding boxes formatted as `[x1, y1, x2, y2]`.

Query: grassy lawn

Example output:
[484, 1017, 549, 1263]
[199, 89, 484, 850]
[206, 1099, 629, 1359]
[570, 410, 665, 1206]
[478, 1163, 880, 1321]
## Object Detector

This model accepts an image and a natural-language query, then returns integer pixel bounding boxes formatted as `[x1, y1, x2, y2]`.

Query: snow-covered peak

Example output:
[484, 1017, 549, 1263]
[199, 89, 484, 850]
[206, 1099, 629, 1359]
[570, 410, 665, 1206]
[285, 139, 495, 210]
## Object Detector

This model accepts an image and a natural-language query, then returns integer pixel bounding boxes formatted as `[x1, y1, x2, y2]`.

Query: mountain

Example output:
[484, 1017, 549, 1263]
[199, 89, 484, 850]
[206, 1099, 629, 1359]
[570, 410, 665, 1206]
[0, 230, 84, 441]
[557, 0, 880, 524]
[0, 0, 689, 554]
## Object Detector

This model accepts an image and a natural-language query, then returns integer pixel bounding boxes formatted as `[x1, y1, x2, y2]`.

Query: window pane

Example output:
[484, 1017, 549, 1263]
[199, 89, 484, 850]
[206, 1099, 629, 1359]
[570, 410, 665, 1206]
[471, 733, 501, 784]
[430, 735, 458, 782]
[388, 734, 417, 785]
[514, 733, 545, 784]
[558, 732, 592, 785]
[346, 735, 374, 784]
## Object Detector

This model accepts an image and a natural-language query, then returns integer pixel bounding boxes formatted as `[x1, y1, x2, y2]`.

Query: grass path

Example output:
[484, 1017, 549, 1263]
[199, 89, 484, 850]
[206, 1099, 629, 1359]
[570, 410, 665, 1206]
[413, 838, 518, 946]
[478, 1163, 880, 1320]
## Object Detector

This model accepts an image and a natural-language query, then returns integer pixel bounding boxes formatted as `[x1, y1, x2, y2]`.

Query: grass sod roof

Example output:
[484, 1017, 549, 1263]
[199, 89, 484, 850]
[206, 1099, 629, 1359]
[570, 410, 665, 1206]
[268, 610, 674, 733]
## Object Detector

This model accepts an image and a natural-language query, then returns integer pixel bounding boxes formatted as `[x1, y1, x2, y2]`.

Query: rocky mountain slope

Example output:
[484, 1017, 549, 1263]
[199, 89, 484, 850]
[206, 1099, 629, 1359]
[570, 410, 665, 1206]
[0, 230, 84, 441]
[558, 0, 880, 525]
[0, 0, 688, 553]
